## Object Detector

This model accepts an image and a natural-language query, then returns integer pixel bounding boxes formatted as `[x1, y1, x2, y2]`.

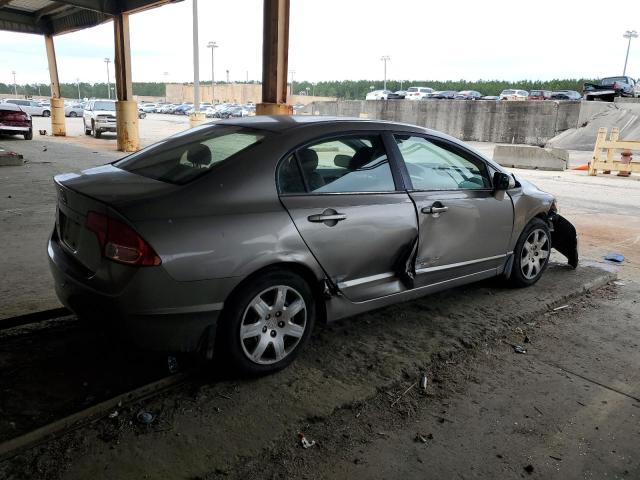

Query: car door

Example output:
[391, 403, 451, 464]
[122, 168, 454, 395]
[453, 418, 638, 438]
[391, 134, 514, 287]
[278, 133, 418, 302]
[83, 101, 92, 127]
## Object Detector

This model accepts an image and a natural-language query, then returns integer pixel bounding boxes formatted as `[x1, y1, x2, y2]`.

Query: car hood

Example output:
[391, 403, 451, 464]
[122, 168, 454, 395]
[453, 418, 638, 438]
[55, 164, 178, 209]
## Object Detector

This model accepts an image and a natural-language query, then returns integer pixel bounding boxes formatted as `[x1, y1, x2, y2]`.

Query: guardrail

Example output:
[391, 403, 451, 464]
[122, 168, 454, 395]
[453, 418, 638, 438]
[589, 127, 640, 176]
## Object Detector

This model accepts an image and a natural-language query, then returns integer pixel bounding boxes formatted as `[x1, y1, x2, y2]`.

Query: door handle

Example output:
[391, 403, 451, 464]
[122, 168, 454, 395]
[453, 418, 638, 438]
[308, 213, 347, 222]
[421, 204, 448, 215]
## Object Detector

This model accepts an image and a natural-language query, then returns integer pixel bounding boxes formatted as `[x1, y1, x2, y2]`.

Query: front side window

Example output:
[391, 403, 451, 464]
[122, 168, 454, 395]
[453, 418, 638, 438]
[394, 135, 490, 191]
[115, 126, 266, 184]
[278, 135, 396, 194]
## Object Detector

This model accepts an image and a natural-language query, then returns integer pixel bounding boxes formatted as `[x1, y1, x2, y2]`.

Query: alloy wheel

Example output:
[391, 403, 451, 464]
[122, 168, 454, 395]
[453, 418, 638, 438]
[239, 285, 307, 365]
[521, 228, 550, 280]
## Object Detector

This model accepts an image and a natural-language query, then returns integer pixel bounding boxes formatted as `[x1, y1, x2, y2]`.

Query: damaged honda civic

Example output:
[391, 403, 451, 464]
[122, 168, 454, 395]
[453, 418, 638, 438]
[48, 116, 578, 374]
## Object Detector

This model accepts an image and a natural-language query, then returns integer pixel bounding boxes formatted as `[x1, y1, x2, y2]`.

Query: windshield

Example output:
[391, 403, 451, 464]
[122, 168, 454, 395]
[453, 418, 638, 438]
[94, 101, 116, 111]
[502, 90, 515, 95]
[114, 125, 267, 184]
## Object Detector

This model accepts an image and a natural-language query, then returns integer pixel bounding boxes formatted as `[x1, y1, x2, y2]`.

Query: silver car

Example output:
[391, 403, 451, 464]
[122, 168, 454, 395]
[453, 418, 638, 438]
[48, 117, 578, 375]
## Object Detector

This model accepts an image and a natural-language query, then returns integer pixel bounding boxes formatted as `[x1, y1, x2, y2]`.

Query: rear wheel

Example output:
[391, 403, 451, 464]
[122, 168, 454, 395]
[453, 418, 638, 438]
[69, 111, 77, 117]
[23, 129, 33, 140]
[42, 110, 50, 117]
[216, 270, 315, 375]
[84, 120, 91, 135]
[509, 218, 551, 288]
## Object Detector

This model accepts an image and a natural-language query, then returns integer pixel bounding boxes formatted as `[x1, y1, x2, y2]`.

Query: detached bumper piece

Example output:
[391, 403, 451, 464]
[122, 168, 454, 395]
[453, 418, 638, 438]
[549, 214, 579, 268]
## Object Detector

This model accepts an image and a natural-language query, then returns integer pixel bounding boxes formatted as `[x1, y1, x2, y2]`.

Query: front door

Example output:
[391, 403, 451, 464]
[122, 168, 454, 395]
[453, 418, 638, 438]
[278, 133, 418, 302]
[392, 134, 514, 287]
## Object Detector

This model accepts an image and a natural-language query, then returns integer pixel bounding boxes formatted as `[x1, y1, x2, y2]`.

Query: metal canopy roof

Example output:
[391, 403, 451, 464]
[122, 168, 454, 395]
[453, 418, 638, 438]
[0, 0, 182, 35]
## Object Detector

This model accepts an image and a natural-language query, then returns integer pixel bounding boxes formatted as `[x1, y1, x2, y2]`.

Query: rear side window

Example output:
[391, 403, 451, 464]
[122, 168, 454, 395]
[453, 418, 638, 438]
[115, 126, 266, 184]
[278, 135, 396, 194]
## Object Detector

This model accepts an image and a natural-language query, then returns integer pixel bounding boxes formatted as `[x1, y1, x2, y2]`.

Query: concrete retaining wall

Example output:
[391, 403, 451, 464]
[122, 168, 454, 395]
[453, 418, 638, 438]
[305, 100, 580, 145]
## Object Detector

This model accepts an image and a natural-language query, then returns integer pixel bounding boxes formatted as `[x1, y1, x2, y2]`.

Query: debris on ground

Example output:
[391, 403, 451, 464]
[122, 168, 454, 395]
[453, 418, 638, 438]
[390, 380, 418, 407]
[524, 335, 531, 344]
[136, 410, 155, 425]
[414, 433, 433, 443]
[549, 455, 562, 461]
[298, 432, 316, 449]
[420, 374, 429, 391]
[167, 355, 179, 374]
[552, 305, 569, 311]
[604, 253, 625, 263]
[613, 280, 626, 286]
[514, 345, 527, 354]
[108, 410, 119, 419]
[524, 464, 534, 474]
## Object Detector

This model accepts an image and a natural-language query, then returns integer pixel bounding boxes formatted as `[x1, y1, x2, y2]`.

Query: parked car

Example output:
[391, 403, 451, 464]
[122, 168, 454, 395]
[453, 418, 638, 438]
[550, 90, 582, 101]
[138, 108, 147, 119]
[153, 103, 169, 113]
[48, 116, 578, 375]
[454, 91, 483, 100]
[140, 103, 158, 113]
[428, 91, 457, 99]
[405, 87, 433, 100]
[366, 90, 392, 100]
[160, 104, 177, 114]
[174, 104, 194, 115]
[583, 76, 636, 101]
[65, 103, 84, 117]
[3, 98, 50, 117]
[480, 96, 500, 101]
[0, 103, 32, 140]
[499, 89, 529, 101]
[83, 99, 117, 138]
[387, 91, 406, 100]
[528, 90, 553, 100]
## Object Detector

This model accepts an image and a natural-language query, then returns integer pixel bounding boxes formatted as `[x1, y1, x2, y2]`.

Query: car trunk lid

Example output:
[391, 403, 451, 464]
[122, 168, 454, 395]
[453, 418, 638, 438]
[54, 164, 177, 272]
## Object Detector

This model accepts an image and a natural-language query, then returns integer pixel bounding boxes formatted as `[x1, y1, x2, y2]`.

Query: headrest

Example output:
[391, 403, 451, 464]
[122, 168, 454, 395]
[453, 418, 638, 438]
[298, 149, 319, 170]
[349, 146, 374, 170]
[187, 144, 212, 167]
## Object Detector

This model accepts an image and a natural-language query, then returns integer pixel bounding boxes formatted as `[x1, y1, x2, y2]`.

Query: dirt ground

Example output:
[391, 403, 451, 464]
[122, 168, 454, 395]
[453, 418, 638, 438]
[0, 123, 639, 480]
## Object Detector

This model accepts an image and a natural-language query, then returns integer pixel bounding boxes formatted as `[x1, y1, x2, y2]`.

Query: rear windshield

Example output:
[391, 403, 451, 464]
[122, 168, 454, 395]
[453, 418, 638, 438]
[530, 90, 542, 95]
[602, 77, 627, 85]
[114, 125, 267, 184]
[502, 90, 515, 95]
[408, 87, 418, 92]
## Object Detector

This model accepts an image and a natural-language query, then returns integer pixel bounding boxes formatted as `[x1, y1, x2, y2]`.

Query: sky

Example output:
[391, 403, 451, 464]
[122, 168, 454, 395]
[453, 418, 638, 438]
[0, 0, 639, 85]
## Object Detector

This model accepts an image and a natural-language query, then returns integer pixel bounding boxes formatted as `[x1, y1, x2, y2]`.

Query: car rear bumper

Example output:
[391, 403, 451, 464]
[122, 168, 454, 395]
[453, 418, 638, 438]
[47, 230, 234, 353]
[0, 125, 30, 132]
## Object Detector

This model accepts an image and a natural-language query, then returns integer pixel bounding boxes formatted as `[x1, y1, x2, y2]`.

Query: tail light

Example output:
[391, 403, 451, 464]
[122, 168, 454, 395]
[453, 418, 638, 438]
[86, 211, 161, 266]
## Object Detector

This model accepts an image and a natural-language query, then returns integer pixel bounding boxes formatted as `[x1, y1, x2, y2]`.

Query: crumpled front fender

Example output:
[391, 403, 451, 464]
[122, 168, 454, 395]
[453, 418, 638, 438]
[549, 214, 579, 268]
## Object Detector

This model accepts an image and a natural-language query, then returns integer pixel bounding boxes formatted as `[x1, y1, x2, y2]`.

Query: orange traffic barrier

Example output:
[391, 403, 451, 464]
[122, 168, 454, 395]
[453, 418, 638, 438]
[572, 163, 589, 171]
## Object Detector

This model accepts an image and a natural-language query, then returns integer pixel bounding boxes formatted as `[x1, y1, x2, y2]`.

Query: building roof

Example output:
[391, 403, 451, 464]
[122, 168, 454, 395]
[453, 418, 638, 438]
[0, 0, 181, 35]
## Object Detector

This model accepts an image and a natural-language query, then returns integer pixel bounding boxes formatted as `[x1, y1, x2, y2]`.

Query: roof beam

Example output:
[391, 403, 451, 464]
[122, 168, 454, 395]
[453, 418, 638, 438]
[35, 3, 70, 22]
[0, 7, 40, 34]
[49, 0, 120, 15]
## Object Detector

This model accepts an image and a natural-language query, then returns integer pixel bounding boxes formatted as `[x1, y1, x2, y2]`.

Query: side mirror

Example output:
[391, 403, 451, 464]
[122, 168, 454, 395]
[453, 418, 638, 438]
[493, 171, 515, 191]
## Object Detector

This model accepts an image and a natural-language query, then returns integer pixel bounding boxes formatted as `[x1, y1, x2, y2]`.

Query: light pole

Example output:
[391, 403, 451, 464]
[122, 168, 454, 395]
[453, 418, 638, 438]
[11, 70, 17, 96]
[305, 86, 310, 96]
[289, 70, 295, 96]
[226, 69, 229, 83]
[163, 71, 168, 103]
[381, 55, 390, 91]
[76, 78, 81, 100]
[312, 82, 316, 97]
[623, 30, 638, 76]
[104, 58, 111, 98]
[207, 41, 218, 103]
[192, 0, 201, 114]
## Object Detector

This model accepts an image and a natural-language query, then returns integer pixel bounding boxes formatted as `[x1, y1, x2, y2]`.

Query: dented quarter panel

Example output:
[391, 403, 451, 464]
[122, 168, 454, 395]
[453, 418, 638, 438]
[507, 176, 554, 250]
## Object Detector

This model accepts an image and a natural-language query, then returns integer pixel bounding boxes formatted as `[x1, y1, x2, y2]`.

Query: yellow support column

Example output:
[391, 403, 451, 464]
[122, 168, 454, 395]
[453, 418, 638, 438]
[44, 34, 65, 136]
[114, 13, 139, 152]
[115, 100, 139, 152]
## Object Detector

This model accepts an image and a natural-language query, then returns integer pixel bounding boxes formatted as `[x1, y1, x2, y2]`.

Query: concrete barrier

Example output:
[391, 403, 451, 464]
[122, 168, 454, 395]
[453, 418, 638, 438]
[492, 145, 568, 171]
[305, 100, 580, 145]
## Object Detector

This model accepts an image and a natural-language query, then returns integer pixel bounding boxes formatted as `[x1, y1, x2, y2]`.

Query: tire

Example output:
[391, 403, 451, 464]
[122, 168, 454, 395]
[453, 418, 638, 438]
[23, 129, 33, 140]
[42, 110, 50, 117]
[508, 218, 551, 288]
[84, 120, 91, 135]
[216, 270, 315, 376]
[91, 121, 101, 138]
[69, 111, 77, 117]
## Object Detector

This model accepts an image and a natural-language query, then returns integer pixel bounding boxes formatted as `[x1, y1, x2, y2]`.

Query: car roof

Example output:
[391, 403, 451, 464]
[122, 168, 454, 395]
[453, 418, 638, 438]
[217, 115, 435, 133]
[0, 103, 22, 111]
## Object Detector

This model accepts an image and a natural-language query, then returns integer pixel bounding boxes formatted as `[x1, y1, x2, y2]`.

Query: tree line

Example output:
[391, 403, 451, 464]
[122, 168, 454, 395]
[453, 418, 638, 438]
[0, 79, 596, 100]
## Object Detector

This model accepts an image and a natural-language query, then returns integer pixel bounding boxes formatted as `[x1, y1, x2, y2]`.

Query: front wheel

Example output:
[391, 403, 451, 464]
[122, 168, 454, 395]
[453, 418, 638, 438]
[508, 218, 551, 288]
[216, 271, 315, 375]
[69, 111, 77, 117]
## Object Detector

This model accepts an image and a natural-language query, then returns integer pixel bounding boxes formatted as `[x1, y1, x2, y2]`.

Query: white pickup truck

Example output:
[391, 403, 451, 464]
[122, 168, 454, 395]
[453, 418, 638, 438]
[83, 99, 117, 138]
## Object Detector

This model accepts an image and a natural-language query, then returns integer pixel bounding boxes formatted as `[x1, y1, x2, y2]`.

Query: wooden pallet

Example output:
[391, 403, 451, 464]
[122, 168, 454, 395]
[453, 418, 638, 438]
[589, 127, 640, 176]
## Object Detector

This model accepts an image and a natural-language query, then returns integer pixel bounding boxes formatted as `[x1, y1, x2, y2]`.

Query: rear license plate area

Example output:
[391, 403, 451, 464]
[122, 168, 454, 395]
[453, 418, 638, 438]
[59, 211, 82, 252]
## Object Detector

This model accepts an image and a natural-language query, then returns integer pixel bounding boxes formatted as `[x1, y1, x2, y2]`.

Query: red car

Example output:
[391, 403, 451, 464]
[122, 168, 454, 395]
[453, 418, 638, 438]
[528, 90, 552, 101]
[0, 103, 33, 140]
